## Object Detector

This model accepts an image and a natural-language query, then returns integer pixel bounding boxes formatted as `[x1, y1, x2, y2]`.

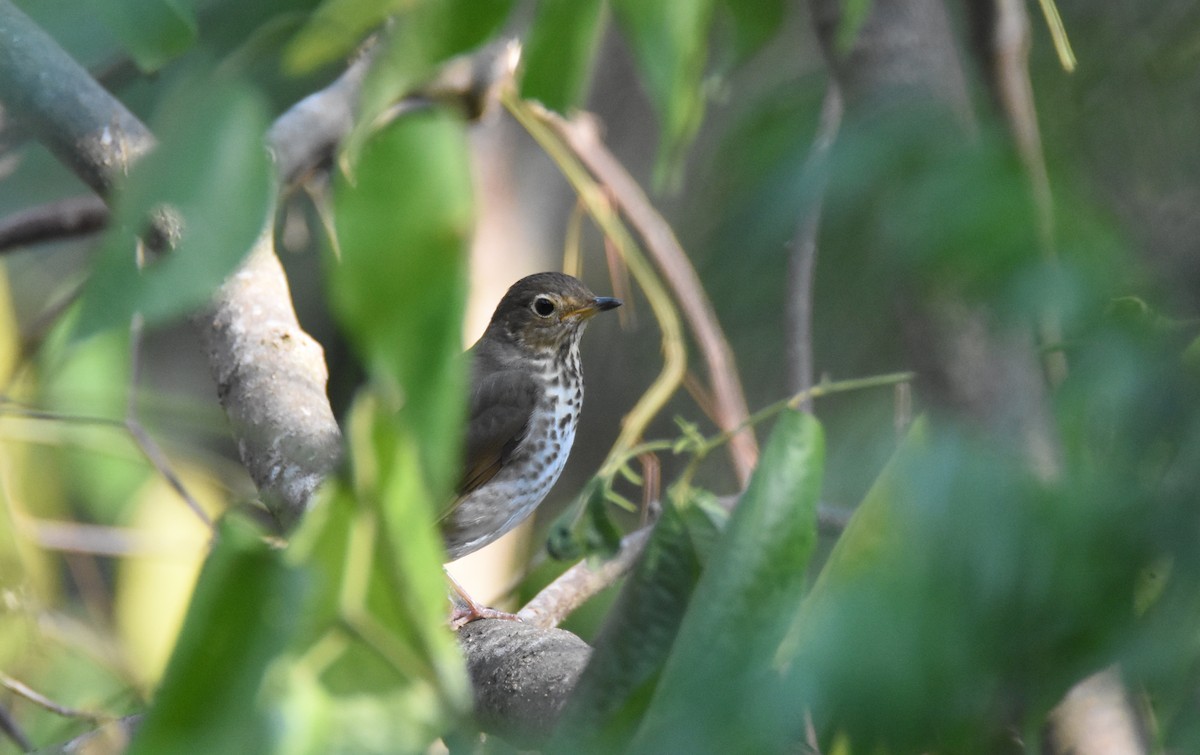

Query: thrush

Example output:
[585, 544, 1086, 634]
[441, 272, 621, 564]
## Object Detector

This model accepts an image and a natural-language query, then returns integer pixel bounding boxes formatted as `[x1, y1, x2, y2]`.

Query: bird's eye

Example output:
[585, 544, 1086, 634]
[532, 296, 556, 317]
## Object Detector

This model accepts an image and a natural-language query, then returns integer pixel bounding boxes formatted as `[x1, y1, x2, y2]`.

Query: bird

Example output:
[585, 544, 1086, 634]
[440, 273, 620, 624]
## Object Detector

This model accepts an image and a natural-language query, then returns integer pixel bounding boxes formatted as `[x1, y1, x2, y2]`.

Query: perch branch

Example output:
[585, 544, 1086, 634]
[458, 620, 592, 748]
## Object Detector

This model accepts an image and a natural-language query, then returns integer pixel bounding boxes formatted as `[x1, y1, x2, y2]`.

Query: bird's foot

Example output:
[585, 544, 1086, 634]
[449, 603, 522, 630]
[445, 566, 524, 629]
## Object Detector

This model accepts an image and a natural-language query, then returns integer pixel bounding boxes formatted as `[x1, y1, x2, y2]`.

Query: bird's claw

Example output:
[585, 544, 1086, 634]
[450, 604, 523, 630]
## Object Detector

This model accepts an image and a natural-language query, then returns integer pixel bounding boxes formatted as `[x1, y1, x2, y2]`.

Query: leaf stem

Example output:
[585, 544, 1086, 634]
[502, 92, 688, 487]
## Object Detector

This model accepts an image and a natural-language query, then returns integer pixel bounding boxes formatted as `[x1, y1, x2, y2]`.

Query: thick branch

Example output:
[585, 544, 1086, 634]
[0, 1, 154, 196]
[458, 620, 591, 747]
[807, 0, 1058, 474]
[193, 235, 341, 530]
[1046, 668, 1146, 755]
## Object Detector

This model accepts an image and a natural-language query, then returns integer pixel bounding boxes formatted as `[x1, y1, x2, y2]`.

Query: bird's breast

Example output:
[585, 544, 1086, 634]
[442, 360, 584, 561]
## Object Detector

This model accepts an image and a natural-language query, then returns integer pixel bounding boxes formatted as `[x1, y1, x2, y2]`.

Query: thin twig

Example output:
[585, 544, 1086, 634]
[20, 518, 203, 557]
[0, 703, 32, 753]
[0, 673, 108, 723]
[681, 371, 915, 488]
[1033, 0, 1076, 71]
[518, 526, 654, 629]
[990, 0, 1068, 388]
[786, 85, 842, 408]
[515, 370, 906, 627]
[544, 110, 760, 487]
[682, 370, 720, 428]
[518, 496, 852, 628]
[0, 195, 108, 253]
[125, 315, 214, 532]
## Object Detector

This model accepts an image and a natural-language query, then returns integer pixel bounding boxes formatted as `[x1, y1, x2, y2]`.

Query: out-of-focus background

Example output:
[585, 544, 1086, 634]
[2, 0, 1200, 751]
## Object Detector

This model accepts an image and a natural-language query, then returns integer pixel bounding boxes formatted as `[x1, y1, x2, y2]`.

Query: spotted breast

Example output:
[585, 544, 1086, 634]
[439, 272, 619, 561]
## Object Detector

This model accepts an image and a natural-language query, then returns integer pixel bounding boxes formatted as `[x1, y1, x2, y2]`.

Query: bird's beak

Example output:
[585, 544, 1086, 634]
[567, 296, 622, 321]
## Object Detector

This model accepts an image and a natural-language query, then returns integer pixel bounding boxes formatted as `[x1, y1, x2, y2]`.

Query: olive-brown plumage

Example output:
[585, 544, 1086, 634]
[440, 272, 620, 561]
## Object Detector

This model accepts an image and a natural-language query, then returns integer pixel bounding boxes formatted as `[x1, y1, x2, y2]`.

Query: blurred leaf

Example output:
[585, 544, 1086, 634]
[611, 0, 715, 189]
[76, 76, 271, 339]
[339, 0, 514, 170]
[330, 108, 472, 495]
[719, 0, 785, 65]
[41, 330, 150, 524]
[787, 415, 1154, 750]
[127, 515, 302, 755]
[520, 0, 606, 112]
[277, 107, 475, 750]
[82, 0, 196, 71]
[629, 410, 824, 753]
[276, 398, 471, 753]
[283, 0, 407, 74]
[554, 491, 725, 752]
[835, 0, 872, 52]
[115, 466, 225, 689]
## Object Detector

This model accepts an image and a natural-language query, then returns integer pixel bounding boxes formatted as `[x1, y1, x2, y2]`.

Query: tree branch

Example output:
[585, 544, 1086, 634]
[786, 85, 842, 407]
[0, 195, 108, 254]
[0, 1, 155, 196]
[193, 233, 341, 530]
[458, 620, 592, 747]
[807, 0, 1059, 475]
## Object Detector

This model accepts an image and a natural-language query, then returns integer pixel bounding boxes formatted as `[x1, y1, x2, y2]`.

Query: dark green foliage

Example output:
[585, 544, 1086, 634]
[76, 76, 271, 339]
[521, 0, 607, 112]
[127, 516, 303, 755]
[628, 411, 823, 754]
[553, 493, 725, 752]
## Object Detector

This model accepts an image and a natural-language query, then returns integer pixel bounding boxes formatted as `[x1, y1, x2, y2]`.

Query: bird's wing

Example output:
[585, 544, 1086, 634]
[450, 367, 540, 506]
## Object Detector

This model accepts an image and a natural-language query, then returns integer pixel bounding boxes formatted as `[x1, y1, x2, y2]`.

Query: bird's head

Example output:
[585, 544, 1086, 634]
[486, 272, 622, 353]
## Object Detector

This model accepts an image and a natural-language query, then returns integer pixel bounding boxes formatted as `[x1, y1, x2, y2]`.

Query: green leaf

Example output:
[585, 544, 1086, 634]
[553, 491, 725, 752]
[76, 76, 271, 340]
[628, 410, 824, 753]
[127, 516, 303, 755]
[783, 414, 1155, 750]
[520, 0, 607, 112]
[283, 0, 407, 74]
[278, 440, 470, 752]
[337, 0, 515, 171]
[835, 0, 872, 52]
[285, 0, 512, 75]
[720, 0, 785, 65]
[83, 0, 196, 71]
[280, 109, 475, 749]
[611, 0, 715, 190]
[330, 108, 473, 497]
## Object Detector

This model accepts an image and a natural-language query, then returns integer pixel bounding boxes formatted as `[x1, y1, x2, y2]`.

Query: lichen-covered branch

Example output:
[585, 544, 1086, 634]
[193, 234, 340, 530]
